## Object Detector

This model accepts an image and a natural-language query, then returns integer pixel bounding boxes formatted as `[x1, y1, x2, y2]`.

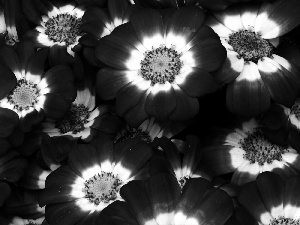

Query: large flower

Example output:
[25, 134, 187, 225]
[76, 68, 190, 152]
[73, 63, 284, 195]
[236, 172, 300, 225]
[38, 137, 152, 225]
[96, 7, 226, 125]
[101, 174, 234, 225]
[0, 41, 76, 132]
[202, 118, 300, 185]
[206, 0, 300, 116]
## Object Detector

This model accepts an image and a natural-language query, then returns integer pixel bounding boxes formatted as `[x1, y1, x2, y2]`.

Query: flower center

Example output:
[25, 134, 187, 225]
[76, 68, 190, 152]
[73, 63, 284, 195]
[240, 129, 288, 166]
[178, 175, 190, 189]
[4, 32, 19, 46]
[290, 103, 300, 120]
[7, 78, 39, 111]
[228, 30, 274, 63]
[82, 172, 122, 205]
[114, 127, 152, 143]
[270, 217, 300, 225]
[139, 44, 183, 86]
[55, 104, 89, 134]
[44, 13, 82, 46]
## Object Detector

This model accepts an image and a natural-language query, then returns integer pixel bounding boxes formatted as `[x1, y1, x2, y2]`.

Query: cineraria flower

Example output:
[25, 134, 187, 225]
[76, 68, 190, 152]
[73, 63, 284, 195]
[101, 174, 233, 225]
[202, 118, 300, 185]
[96, 7, 225, 125]
[0, 216, 46, 225]
[26, 3, 85, 56]
[261, 99, 300, 152]
[39, 137, 152, 225]
[0, 41, 76, 132]
[133, 0, 198, 9]
[206, 0, 300, 116]
[42, 87, 121, 142]
[79, 0, 137, 66]
[237, 172, 300, 225]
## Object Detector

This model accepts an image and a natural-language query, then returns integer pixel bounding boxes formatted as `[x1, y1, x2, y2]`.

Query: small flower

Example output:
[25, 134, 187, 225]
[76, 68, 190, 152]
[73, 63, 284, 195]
[96, 7, 225, 125]
[202, 118, 300, 185]
[39, 137, 152, 225]
[237, 172, 300, 225]
[0, 41, 76, 132]
[206, 0, 300, 116]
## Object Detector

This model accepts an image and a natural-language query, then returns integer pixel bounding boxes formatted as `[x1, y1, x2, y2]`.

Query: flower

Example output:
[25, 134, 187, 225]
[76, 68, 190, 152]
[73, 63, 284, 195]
[79, 0, 137, 66]
[25, 3, 85, 56]
[133, 0, 198, 8]
[39, 137, 152, 225]
[42, 87, 121, 142]
[0, 40, 76, 132]
[237, 172, 300, 225]
[261, 99, 300, 152]
[206, 0, 300, 116]
[202, 118, 300, 185]
[96, 7, 225, 125]
[101, 174, 234, 225]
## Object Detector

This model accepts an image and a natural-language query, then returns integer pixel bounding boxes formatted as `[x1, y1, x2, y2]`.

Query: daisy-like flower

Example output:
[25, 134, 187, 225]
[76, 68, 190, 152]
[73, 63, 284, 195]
[202, 118, 300, 185]
[26, 3, 85, 56]
[96, 7, 225, 125]
[206, 0, 300, 116]
[79, 0, 138, 66]
[261, 99, 300, 152]
[101, 174, 233, 225]
[39, 137, 152, 225]
[0, 216, 46, 225]
[0, 41, 76, 132]
[237, 172, 300, 225]
[42, 87, 121, 142]
[133, 0, 198, 9]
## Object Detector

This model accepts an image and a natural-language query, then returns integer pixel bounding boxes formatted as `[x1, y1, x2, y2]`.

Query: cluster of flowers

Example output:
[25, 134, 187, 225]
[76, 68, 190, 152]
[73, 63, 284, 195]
[1, 0, 300, 224]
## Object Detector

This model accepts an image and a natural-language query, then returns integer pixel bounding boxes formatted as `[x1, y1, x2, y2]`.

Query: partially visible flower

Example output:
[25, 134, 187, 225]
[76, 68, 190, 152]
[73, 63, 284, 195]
[202, 118, 300, 185]
[42, 87, 121, 142]
[0, 41, 76, 132]
[133, 0, 198, 9]
[206, 0, 300, 116]
[237, 172, 300, 225]
[39, 137, 152, 225]
[79, 0, 138, 66]
[96, 7, 225, 125]
[102, 174, 234, 225]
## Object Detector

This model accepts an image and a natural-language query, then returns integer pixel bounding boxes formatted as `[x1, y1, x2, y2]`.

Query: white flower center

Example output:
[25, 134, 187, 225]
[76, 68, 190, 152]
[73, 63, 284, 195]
[7, 78, 39, 111]
[139, 44, 183, 85]
[44, 13, 82, 46]
[82, 172, 122, 205]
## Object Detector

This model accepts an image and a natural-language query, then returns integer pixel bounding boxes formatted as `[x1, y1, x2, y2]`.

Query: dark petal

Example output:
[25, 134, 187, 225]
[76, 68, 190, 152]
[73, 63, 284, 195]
[116, 80, 149, 116]
[231, 207, 259, 225]
[283, 176, 300, 219]
[177, 67, 219, 97]
[226, 62, 271, 117]
[45, 201, 90, 225]
[16, 40, 35, 70]
[148, 174, 181, 220]
[24, 30, 49, 48]
[49, 44, 75, 66]
[260, 104, 289, 130]
[197, 0, 233, 11]
[0, 44, 20, 74]
[90, 136, 114, 170]
[258, 57, 299, 107]
[149, 151, 176, 177]
[276, 42, 300, 66]
[47, 81, 76, 102]
[123, 93, 149, 128]
[0, 138, 10, 155]
[0, 108, 19, 138]
[68, 144, 100, 179]
[21, 0, 42, 24]
[0, 181, 11, 207]
[42, 65, 74, 85]
[169, 86, 199, 121]
[108, 0, 129, 22]
[40, 166, 82, 206]
[165, 6, 205, 47]
[182, 135, 202, 176]
[25, 48, 49, 82]
[83, 47, 100, 67]
[42, 93, 71, 120]
[79, 34, 98, 47]
[96, 68, 134, 100]
[0, 64, 17, 99]
[145, 83, 176, 121]
[81, 22, 109, 40]
[189, 188, 234, 225]
[91, 113, 123, 135]
[238, 182, 273, 224]
[262, 126, 289, 147]
[20, 109, 43, 132]
[76, 0, 106, 7]
[289, 122, 300, 152]
[120, 180, 153, 225]
[82, 7, 110, 24]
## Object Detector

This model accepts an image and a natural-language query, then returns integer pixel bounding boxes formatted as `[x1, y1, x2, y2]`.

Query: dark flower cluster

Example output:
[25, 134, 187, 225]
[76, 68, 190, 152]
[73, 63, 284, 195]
[0, 0, 300, 224]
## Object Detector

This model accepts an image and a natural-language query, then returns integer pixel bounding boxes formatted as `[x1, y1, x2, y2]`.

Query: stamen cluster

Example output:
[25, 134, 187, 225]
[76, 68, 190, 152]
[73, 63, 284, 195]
[270, 217, 300, 225]
[178, 175, 190, 189]
[114, 127, 152, 143]
[45, 13, 82, 46]
[55, 104, 89, 134]
[291, 103, 300, 119]
[82, 172, 122, 205]
[228, 30, 274, 63]
[240, 129, 288, 165]
[7, 78, 39, 111]
[139, 45, 183, 85]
